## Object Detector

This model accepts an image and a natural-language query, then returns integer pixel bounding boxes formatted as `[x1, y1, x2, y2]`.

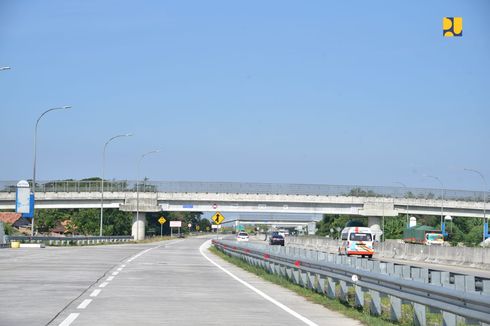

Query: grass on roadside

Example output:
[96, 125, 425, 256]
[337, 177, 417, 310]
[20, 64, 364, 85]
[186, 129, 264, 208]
[209, 246, 441, 326]
[132, 236, 174, 244]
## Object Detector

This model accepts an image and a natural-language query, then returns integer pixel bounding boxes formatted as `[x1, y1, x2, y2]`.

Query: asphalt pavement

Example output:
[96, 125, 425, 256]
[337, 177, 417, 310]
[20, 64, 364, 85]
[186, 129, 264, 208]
[0, 237, 360, 326]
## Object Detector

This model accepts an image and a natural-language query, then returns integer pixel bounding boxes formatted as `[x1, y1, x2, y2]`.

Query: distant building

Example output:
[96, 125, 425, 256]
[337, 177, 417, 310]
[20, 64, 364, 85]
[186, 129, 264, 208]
[0, 212, 31, 234]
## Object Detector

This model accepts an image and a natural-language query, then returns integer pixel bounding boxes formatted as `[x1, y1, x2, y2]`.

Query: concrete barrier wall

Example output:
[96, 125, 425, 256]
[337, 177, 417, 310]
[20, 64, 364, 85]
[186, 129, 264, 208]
[285, 236, 490, 269]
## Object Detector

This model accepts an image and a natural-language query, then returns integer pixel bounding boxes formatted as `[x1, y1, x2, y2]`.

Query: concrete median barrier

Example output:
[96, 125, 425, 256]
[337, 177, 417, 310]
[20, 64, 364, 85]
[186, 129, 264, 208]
[285, 236, 490, 269]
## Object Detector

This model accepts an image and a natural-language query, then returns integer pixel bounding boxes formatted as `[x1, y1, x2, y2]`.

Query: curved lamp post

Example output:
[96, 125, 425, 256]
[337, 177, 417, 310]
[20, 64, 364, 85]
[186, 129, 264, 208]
[464, 168, 488, 241]
[394, 182, 410, 227]
[136, 150, 160, 240]
[423, 174, 446, 235]
[100, 133, 133, 236]
[32, 106, 72, 236]
[0, 66, 11, 71]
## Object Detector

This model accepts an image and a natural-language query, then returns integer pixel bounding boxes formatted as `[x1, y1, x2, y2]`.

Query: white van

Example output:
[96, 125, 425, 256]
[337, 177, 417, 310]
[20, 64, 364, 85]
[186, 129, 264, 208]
[338, 226, 374, 258]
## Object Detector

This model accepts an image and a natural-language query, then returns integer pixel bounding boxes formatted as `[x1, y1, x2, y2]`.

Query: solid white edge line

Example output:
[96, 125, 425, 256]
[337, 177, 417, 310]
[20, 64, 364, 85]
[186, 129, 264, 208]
[59, 313, 80, 326]
[199, 240, 319, 326]
[77, 299, 92, 309]
[90, 289, 101, 297]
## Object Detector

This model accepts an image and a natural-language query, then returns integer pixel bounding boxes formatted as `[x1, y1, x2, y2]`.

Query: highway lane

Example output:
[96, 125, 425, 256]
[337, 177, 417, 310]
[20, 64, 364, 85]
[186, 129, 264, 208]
[1, 237, 360, 326]
[0, 242, 156, 326]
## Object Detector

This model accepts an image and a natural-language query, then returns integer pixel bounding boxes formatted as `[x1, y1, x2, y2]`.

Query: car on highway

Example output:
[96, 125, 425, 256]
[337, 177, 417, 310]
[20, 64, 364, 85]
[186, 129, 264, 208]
[236, 232, 249, 241]
[338, 226, 374, 258]
[269, 233, 285, 246]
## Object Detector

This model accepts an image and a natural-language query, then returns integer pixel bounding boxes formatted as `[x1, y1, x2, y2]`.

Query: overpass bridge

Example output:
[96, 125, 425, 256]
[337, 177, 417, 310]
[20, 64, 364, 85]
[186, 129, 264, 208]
[221, 213, 322, 235]
[0, 180, 487, 239]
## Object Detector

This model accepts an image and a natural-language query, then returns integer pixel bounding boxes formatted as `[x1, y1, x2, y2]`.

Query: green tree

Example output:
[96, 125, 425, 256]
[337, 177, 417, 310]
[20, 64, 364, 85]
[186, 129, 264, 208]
[316, 214, 366, 238]
[383, 216, 405, 239]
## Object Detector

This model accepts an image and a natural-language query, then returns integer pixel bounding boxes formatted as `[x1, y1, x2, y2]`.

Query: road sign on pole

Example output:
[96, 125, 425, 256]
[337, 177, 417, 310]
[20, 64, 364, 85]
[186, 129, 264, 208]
[211, 212, 225, 225]
[158, 216, 166, 236]
[212, 212, 225, 239]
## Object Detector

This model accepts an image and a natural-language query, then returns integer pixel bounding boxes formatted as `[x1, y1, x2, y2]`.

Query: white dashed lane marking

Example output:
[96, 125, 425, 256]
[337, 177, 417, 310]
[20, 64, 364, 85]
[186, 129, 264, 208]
[90, 289, 101, 297]
[58, 242, 182, 325]
[58, 313, 79, 326]
[77, 299, 92, 309]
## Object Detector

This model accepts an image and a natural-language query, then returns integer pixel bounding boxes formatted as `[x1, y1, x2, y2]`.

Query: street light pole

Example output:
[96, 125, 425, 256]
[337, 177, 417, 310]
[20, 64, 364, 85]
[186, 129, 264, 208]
[100, 134, 133, 236]
[0, 66, 11, 71]
[424, 174, 445, 234]
[136, 150, 160, 241]
[464, 168, 488, 241]
[394, 182, 410, 227]
[31, 106, 72, 236]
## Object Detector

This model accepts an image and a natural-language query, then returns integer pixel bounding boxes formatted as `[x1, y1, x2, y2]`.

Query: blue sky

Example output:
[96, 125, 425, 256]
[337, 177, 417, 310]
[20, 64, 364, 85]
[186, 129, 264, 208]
[0, 0, 489, 191]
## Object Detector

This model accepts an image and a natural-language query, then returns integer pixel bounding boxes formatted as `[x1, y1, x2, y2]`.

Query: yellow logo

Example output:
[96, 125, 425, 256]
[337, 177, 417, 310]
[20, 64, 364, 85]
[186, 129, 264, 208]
[443, 17, 462, 37]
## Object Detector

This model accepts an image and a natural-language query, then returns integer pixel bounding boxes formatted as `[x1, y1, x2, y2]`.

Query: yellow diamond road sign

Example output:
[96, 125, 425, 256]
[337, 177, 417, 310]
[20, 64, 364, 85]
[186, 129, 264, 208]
[158, 217, 166, 225]
[212, 212, 225, 225]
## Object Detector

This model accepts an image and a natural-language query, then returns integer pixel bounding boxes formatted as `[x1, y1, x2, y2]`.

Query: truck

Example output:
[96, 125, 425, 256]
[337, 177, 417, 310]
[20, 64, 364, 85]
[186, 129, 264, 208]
[403, 225, 444, 245]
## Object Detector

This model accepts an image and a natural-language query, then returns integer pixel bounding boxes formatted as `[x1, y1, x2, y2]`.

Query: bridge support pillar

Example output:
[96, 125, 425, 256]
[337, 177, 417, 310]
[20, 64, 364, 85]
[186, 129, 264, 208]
[132, 213, 147, 241]
[368, 216, 383, 242]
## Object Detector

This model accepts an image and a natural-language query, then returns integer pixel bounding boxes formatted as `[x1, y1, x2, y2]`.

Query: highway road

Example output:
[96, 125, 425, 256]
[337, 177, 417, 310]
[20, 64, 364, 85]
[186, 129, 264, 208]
[0, 237, 360, 326]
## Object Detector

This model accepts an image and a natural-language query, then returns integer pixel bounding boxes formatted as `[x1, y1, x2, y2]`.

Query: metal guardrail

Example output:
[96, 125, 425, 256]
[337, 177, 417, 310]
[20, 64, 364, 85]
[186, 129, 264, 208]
[7, 235, 132, 245]
[0, 180, 486, 201]
[213, 239, 490, 324]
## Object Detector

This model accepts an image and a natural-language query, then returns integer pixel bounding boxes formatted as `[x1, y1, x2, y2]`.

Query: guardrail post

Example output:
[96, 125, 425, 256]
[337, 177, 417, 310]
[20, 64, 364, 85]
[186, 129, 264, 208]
[441, 272, 456, 326]
[293, 269, 300, 285]
[455, 275, 479, 325]
[339, 280, 348, 303]
[326, 277, 336, 299]
[369, 289, 381, 316]
[354, 283, 364, 308]
[270, 262, 277, 275]
[307, 272, 316, 289]
[316, 275, 326, 294]
[428, 271, 442, 314]
[300, 270, 308, 287]
[449, 275, 465, 325]
[412, 270, 427, 326]
[279, 265, 286, 278]
[286, 266, 293, 281]
[483, 281, 490, 326]
[384, 262, 402, 322]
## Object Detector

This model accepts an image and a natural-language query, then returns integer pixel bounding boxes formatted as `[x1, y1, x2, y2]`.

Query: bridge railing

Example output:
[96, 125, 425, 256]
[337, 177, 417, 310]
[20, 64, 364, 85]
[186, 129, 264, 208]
[0, 180, 485, 202]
